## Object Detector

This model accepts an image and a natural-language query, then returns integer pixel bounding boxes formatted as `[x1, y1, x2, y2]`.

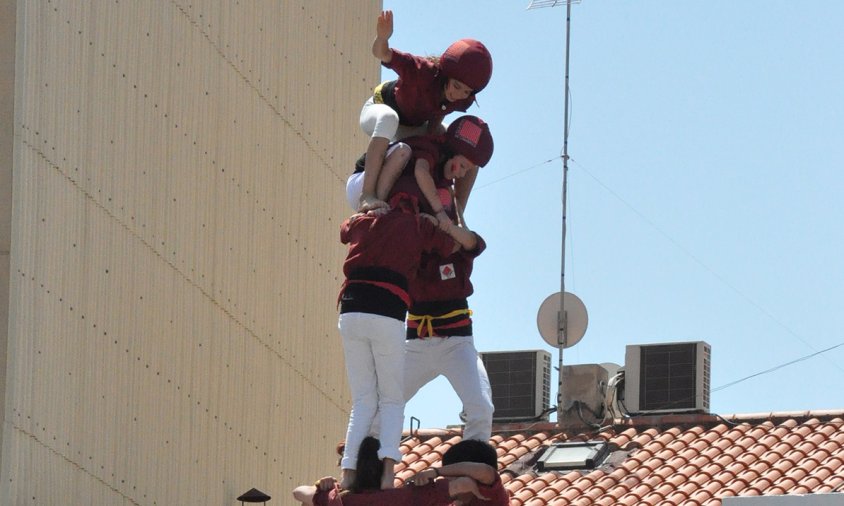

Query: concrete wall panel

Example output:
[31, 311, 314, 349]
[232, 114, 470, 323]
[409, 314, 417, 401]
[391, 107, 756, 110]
[2, 1, 380, 504]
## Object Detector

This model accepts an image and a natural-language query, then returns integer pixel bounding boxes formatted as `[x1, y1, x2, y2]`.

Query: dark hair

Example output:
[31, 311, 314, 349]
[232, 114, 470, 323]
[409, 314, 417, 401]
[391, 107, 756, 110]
[442, 439, 498, 469]
[349, 437, 384, 493]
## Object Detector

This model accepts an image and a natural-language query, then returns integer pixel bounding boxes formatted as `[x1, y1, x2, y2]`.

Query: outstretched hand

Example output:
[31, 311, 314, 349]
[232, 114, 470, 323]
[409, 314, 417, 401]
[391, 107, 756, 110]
[376, 10, 393, 40]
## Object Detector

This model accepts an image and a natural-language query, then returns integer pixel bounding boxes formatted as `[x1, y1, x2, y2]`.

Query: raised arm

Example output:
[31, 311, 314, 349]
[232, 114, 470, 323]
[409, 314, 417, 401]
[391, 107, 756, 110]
[292, 485, 316, 505]
[372, 10, 393, 63]
[293, 477, 342, 506]
[413, 158, 451, 228]
[453, 166, 479, 214]
[412, 462, 497, 487]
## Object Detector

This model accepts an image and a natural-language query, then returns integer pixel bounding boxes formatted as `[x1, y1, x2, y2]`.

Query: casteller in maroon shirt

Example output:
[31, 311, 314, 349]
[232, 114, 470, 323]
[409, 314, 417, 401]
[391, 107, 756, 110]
[379, 49, 474, 127]
[314, 474, 509, 506]
[339, 195, 456, 321]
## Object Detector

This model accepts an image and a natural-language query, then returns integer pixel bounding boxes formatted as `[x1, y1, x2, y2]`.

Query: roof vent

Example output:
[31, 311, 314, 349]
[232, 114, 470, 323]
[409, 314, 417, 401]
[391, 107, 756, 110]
[623, 341, 711, 414]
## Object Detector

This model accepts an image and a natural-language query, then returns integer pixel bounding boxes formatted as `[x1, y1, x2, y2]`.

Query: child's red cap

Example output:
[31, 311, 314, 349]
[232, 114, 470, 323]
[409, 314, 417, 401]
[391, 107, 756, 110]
[440, 39, 493, 93]
[446, 115, 494, 168]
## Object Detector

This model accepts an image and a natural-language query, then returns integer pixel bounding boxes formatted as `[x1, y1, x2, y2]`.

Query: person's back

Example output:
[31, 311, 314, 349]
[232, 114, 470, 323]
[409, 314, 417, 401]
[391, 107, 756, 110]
[338, 194, 457, 490]
[342, 201, 450, 286]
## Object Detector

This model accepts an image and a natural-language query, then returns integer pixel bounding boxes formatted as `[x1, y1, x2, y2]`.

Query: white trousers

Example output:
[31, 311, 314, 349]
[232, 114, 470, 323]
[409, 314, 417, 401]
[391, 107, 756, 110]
[338, 312, 406, 469]
[404, 335, 494, 442]
[359, 97, 429, 141]
[346, 98, 433, 210]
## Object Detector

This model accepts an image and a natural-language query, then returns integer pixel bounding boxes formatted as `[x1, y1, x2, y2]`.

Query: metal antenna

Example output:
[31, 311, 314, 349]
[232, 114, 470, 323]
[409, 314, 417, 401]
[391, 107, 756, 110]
[528, 0, 577, 421]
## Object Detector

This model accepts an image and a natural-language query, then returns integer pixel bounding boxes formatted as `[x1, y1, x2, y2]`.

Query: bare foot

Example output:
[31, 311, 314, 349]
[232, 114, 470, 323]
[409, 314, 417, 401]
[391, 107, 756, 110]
[359, 195, 388, 212]
[340, 468, 356, 490]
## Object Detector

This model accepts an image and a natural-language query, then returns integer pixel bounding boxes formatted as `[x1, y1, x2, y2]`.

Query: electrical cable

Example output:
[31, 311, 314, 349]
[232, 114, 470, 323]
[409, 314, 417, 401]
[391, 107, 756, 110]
[568, 156, 844, 375]
[477, 151, 843, 379]
[473, 156, 562, 190]
[712, 341, 844, 393]
[575, 401, 603, 430]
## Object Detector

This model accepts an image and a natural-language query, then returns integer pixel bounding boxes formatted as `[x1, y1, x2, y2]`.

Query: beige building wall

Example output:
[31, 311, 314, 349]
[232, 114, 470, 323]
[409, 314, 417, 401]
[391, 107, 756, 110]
[1, 1, 380, 504]
[1, 0, 15, 477]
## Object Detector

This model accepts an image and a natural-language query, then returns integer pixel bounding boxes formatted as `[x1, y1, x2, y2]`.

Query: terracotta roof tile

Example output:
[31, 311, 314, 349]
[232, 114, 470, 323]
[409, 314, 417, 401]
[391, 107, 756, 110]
[557, 487, 583, 503]
[664, 490, 700, 505]
[688, 489, 715, 504]
[615, 493, 644, 505]
[631, 427, 660, 446]
[641, 490, 668, 504]
[592, 496, 621, 506]
[394, 410, 844, 506]
[721, 479, 748, 496]
[699, 461, 724, 477]
[823, 473, 844, 489]
[699, 479, 726, 496]
[504, 473, 534, 493]
[754, 468, 784, 486]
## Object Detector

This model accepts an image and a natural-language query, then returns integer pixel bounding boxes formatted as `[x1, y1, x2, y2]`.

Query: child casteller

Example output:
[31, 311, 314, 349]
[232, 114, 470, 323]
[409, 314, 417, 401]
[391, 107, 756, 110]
[351, 115, 494, 231]
[348, 10, 493, 213]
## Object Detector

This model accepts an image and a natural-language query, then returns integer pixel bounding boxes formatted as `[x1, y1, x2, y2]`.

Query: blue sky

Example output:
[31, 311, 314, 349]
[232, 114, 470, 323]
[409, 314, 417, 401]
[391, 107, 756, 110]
[376, 0, 844, 430]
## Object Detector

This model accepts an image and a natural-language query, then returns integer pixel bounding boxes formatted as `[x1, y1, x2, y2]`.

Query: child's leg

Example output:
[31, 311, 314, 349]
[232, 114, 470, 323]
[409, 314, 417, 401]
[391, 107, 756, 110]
[359, 100, 399, 211]
[360, 137, 390, 211]
[375, 143, 411, 202]
[345, 172, 365, 211]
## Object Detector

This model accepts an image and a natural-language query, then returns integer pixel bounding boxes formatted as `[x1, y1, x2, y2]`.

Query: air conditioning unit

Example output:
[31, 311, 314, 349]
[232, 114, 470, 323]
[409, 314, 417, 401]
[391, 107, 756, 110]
[624, 341, 711, 414]
[480, 350, 552, 422]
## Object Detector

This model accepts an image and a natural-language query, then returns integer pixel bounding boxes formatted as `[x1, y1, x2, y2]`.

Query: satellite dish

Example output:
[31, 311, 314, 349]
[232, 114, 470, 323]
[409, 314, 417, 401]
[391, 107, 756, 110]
[537, 292, 588, 348]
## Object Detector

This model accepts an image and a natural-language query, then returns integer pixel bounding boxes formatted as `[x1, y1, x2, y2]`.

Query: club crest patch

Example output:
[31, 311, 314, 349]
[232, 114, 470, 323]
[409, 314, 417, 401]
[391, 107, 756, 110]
[439, 263, 456, 280]
[455, 119, 482, 147]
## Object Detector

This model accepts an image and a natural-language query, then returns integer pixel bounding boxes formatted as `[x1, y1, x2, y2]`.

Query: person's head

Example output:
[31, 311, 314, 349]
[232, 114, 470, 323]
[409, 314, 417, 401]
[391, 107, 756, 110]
[442, 440, 499, 505]
[350, 436, 384, 493]
[442, 439, 499, 468]
[440, 39, 493, 98]
[443, 154, 475, 181]
[444, 78, 473, 102]
[444, 116, 494, 172]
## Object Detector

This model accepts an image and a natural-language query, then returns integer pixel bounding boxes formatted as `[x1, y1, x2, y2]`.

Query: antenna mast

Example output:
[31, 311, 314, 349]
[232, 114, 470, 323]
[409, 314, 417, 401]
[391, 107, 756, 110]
[528, 0, 580, 421]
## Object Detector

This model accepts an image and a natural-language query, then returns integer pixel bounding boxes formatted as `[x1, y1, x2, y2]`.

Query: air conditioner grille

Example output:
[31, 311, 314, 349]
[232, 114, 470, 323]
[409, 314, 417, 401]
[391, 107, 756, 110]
[481, 350, 551, 421]
[541, 353, 551, 410]
[640, 343, 697, 411]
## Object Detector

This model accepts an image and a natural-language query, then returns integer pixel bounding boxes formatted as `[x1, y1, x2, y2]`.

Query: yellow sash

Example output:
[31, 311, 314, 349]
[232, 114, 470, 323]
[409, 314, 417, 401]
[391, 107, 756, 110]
[407, 309, 473, 338]
[373, 81, 389, 104]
